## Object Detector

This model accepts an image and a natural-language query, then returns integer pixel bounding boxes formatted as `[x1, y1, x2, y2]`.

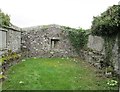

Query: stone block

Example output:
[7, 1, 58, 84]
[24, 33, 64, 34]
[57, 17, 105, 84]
[87, 35, 104, 51]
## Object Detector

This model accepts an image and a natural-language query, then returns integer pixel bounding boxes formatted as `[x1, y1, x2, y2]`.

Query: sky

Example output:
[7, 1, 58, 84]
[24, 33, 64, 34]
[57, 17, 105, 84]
[0, 0, 119, 29]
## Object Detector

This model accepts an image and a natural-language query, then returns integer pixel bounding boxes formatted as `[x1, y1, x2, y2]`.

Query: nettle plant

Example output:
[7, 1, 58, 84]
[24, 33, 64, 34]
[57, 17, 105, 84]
[91, 5, 120, 72]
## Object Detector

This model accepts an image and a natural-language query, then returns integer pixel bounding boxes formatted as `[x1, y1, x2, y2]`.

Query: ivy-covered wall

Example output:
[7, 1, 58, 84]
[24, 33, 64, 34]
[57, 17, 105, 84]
[82, 5, 120, 75]
[81, 34, 119, 74]
[21, 25, 78, 58]
[62, 26, 88, 54]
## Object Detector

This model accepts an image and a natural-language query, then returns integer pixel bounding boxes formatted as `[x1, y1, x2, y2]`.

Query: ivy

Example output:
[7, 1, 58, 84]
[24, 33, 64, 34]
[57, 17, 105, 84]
[91, 5, 120, 36]
[103, 36, 116, 68]
[91, 5, 120, 72]
[63, 26, 88, 53]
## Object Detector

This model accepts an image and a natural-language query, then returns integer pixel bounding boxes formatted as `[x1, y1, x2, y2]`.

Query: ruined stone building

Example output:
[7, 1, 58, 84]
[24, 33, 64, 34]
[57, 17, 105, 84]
[22, 24, 78, 57]
[0, 24, 77, 57]
[0, 26, 21, 56]
[0, 24, 119, 74]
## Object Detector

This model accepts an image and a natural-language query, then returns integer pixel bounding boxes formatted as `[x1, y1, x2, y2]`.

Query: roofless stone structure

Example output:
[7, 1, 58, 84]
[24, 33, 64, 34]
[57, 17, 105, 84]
[21, 24, 78, 58]
[0, 24, 119, 75]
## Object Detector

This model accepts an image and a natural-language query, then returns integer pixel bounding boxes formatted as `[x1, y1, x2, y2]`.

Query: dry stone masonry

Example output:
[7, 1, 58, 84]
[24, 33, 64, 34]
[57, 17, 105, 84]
[0, 24, 119, 75]
[81, 35, 119, 74]
[0, 26, 21, 56]
[22, 24, 78, 58]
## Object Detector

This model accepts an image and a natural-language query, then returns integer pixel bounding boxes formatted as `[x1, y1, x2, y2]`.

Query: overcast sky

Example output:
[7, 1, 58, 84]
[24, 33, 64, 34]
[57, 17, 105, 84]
[0, 0, 119, 29]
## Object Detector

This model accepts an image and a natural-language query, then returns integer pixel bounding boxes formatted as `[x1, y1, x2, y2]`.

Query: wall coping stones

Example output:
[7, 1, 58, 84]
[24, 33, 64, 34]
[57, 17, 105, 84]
[22, 24, 66, 32]
[0, 25, 21, 32]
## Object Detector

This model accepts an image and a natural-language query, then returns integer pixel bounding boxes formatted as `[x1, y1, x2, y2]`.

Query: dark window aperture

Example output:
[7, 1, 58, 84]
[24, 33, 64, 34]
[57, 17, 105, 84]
[51, 39, 60, 49]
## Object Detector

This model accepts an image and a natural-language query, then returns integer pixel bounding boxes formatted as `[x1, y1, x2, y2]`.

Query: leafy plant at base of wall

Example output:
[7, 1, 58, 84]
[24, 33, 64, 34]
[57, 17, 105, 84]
[1, 50, 21, 79]
[1, 50, 21, 64]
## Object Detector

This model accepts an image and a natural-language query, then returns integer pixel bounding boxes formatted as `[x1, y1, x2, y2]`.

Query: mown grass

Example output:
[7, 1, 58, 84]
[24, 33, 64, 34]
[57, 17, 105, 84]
[2, 57, 119, 90]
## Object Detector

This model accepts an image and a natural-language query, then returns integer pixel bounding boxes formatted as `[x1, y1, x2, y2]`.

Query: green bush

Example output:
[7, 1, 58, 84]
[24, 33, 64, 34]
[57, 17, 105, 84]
[1, 50, 21, 64]
[0, 10, 10, 26]
[91, 5, 120, 36]
[91, 5, 120, 72]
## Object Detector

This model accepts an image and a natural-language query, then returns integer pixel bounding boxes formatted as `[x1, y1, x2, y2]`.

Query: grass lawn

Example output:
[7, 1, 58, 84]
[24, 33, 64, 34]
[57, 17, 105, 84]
[2, 57, 119, 90]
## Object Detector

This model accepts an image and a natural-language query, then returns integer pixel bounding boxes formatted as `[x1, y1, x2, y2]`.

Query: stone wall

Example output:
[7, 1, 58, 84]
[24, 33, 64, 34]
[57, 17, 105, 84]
[0, 26, 21, 56]
[80, 34, 119, 74]
[22, 25, 78, 58]
[0, 24, 119, 74]
[87, 35, 104, 52]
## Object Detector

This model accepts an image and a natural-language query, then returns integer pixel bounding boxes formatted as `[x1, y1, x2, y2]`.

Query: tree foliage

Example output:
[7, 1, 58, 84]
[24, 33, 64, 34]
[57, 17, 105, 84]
[91, 5, 120, 36]
[0, 9, 10, 26]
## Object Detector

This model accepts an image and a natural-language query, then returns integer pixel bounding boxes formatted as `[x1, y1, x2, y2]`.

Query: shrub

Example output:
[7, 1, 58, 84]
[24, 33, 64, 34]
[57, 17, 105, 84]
[1, 50, 21, 64]
[0, 10, 10, 26]
[91, 5, 120, 72]
[91, 5, 120, 36]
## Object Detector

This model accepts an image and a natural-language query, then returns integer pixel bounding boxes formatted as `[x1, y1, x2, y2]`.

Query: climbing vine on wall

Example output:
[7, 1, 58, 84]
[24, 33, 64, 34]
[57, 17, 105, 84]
[63, 26, 88, 53]
[103, 36, 116, 68]
[91, 5, 120, 70]
[91, 5, 120, 36]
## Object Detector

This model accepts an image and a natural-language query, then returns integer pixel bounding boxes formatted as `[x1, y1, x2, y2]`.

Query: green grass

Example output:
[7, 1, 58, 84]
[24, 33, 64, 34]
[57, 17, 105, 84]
[2, 57, 118, 90]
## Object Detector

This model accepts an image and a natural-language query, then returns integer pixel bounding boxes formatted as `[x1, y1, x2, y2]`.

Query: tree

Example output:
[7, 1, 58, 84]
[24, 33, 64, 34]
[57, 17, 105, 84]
[0, 9, 10, 26]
